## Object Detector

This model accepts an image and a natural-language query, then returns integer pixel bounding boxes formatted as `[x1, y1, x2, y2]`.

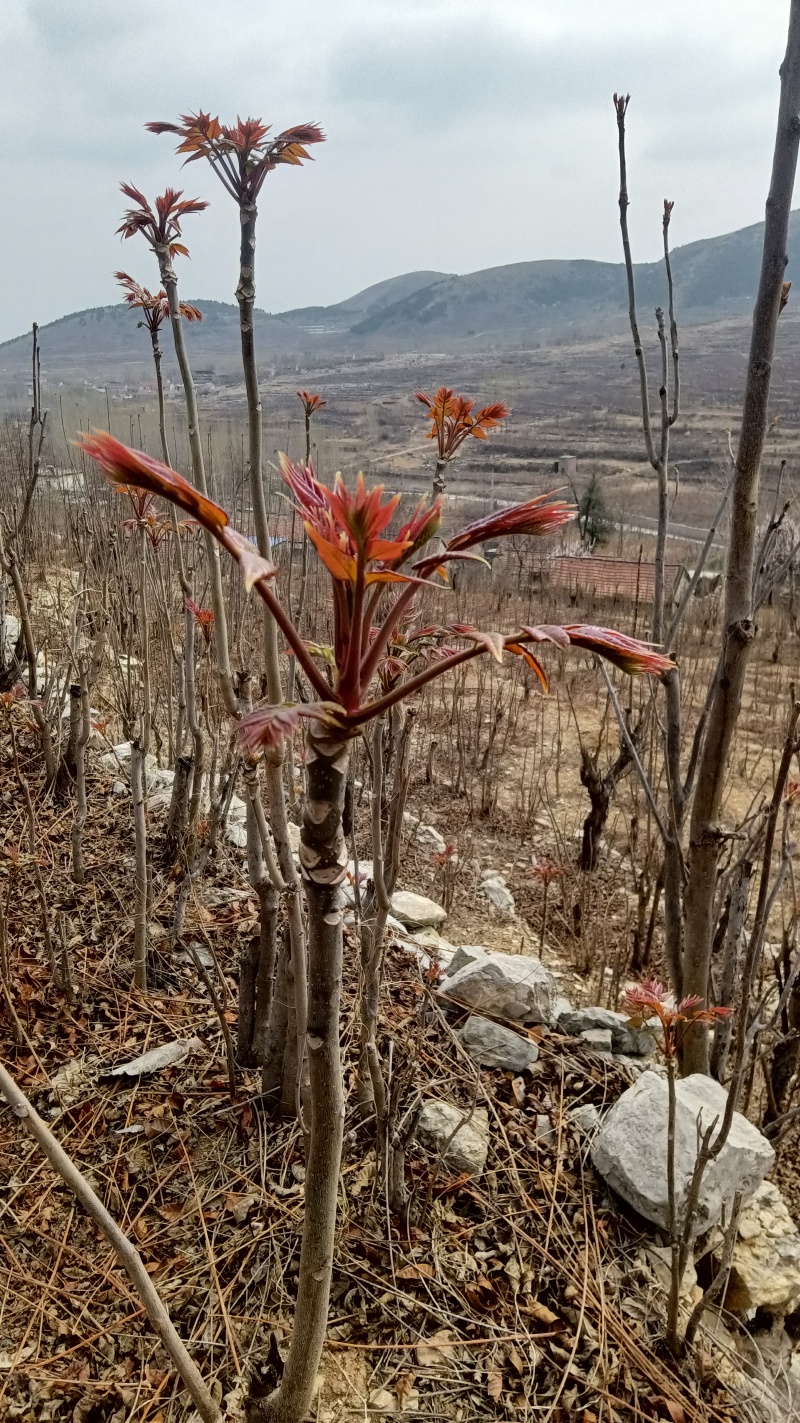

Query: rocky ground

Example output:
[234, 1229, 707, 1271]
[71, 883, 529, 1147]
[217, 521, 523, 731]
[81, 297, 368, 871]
[2, 730, 800, 1423]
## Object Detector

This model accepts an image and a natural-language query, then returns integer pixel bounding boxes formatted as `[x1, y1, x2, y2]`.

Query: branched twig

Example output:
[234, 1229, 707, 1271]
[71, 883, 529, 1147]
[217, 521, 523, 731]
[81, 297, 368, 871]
[0, 1060, 222, 1423]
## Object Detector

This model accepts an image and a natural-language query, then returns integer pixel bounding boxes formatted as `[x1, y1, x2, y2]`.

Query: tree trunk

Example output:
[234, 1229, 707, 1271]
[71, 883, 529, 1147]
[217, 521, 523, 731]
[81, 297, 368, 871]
[579, 742, 632, 873]
[156, 246, 238, 717]
[234, 201, 309, 1108]
[163, 753, 192, 869]
[130, 739, 148, 991]
[682, 9, 800, 1073]
[247, 723, 350, 1423]
[70, 672, 91, 884]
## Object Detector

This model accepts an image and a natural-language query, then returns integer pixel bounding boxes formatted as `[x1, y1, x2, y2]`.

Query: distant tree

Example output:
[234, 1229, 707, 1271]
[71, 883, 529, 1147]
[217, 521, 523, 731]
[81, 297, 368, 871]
[577, 473, 615, 549]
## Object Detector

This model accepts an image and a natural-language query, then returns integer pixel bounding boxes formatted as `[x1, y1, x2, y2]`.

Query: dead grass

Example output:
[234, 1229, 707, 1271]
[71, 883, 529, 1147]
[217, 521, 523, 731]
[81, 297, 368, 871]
[0, 710, 790, 1423]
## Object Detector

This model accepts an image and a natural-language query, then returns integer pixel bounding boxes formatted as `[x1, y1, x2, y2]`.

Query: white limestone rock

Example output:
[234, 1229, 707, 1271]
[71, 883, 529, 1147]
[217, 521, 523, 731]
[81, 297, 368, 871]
[225, 822, 248, 850]
[401, 929, 456, 972]
[439, 947, 560, 1026]
[591, 1071, 775, 1234]
[1, 613, 20, 661]
[725, 1181, 800, 1317]
[479, 875, 516, 917]
[457, 1015, 539, 1073]
[227, 794, 247, 824]
[390, 890, 447, 930]
[146, 766, 176, 813]
[415, 1101, 489, 1178]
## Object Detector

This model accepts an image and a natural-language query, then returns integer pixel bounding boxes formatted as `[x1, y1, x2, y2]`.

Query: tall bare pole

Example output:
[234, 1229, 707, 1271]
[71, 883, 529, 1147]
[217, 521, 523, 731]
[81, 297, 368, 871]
[682, 0, 800, 1073]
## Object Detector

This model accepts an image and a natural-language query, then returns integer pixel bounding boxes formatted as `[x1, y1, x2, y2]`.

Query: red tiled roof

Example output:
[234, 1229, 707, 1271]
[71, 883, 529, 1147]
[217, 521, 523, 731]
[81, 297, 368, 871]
[547, 556, 681, 599]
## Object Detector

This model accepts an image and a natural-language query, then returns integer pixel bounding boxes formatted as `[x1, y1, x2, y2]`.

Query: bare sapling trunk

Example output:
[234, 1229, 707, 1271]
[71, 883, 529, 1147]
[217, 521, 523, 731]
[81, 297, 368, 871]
[237, 754, 281, 1068]
[131, 738, 149, 990]
[356, 719, 392, 1128]
[710, 859, 752, 1079]
[237, 200, 281, 688]
[163, 752, 192, 868]
[151, 325, 170, 465]
[579, 738, 633, 872]
[149, 319, 204, 856]
[17, 323, 48, 547]
[682, 7, 800, 1073]
[247, 723, 350, 1423]
[0, 532, 55, 784]
[357, 710, 414, 1155]
[615, 100, 678, 646]
[127, 523, 152, 989]
[185, 607, 205, 842]
[582, 120, 682, 888]
[233, 197, 309, 1119]
[156, 246, 238, 718]
[169, 758, 237, 950]
[70, 670, 91, 884]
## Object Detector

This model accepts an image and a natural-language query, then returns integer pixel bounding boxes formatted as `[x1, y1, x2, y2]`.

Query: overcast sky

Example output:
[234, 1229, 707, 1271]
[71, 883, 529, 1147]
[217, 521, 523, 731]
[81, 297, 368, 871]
[0, 0, 794, 341]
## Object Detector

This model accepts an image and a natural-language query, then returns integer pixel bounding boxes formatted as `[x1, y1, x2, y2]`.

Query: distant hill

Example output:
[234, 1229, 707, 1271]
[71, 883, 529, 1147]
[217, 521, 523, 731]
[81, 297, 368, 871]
[0, 211, 797, 393]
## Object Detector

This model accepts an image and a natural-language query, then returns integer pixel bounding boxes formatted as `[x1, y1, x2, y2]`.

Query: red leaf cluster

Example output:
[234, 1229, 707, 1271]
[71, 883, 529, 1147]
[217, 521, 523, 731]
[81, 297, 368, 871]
[146, 112, 325, 204]
[117, 185, 208, 260]
[415, 387, 510, 461]
[297, 390, 327, 418]
[78, 431, 676, 751]
[623, 980, 730, 1057]
[115, 271, 202, 333]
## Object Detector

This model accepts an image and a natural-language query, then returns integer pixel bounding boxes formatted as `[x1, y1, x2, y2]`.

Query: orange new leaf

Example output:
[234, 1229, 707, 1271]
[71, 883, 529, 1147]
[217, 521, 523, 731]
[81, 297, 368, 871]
[563, 626, 675, 676]
[75, 432, 228, 533]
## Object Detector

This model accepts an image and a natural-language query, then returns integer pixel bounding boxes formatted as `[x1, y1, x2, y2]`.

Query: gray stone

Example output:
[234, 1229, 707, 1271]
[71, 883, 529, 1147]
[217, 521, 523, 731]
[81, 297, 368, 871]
[440, 948, 560, 1026]
[390, 890, 447, 930]
[480, 876, 516, 916]
[591, 1071, 775, 1234]
[535, 1114, 556, 1145]
[559, 1006, 622, 1035]
[403, 813, 447, 855]
[447, 944, 489, 977]
[580, 1028, 613, 1054]
[616, 1024, 658, 1057]
[569, 1103, 601, 1135]
[100, 741, 132, 770]
[554, 994, 574, 1021]
[458, 1015, 539, 1073]
[558, 1005, 656, 1057]
[415, 1101, 489, 1178]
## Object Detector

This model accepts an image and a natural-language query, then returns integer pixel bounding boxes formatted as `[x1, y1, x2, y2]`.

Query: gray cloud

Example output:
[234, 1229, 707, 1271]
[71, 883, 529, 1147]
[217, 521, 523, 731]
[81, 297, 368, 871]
[0, 0, 794, 341]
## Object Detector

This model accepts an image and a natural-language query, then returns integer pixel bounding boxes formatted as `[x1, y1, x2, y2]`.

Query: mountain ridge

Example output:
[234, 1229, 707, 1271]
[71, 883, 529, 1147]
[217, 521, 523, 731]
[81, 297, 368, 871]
[1, 210, 798, 390]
